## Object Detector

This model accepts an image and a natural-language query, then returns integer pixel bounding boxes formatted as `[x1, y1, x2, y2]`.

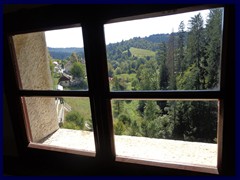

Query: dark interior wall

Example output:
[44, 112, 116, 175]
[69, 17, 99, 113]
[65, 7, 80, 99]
[3, 5, 48, 14]
[3, 4, 235, 176]
[3, 92, 18, 157]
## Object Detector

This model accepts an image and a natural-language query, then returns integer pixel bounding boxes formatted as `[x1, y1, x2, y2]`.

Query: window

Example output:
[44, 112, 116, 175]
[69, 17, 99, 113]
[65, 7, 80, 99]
[11, 27, 96, 156]
[5, 4, 234, 175]
[104, 7, 224, 174]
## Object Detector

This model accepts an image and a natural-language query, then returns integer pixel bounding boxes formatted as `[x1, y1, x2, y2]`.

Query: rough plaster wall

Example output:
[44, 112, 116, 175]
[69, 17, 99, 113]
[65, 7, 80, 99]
[13, 32, 59, 142]
[13, 32, 52, 90]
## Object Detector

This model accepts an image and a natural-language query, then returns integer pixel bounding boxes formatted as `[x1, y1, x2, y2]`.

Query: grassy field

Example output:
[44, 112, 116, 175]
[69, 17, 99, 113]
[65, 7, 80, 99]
[52, 77, 59, 90]
[129, 47, 155, 58]
[64, 97, 92, 120]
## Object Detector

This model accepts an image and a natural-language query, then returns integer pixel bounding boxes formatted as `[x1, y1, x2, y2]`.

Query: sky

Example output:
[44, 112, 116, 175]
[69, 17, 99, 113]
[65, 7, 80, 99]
[45, 9, 210, 48]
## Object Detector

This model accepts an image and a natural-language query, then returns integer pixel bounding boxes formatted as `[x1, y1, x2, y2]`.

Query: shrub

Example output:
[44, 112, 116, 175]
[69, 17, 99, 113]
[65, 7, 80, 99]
[63, 111, 85, 130]
[114, 120, 126, 135]
[118, 113, 131, 125]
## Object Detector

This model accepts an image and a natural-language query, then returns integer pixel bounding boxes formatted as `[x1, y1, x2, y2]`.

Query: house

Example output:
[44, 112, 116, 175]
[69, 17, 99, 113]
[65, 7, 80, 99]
[53, 61, 58, 66]
[58, 74, 72, 87]
[53, 61, 63, 73]
[57, 84, 63, 90]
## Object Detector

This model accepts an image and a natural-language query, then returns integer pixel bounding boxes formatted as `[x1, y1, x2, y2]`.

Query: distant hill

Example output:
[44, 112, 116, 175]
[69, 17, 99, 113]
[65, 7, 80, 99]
[145, 33, 170, 44]
[48, 47, 84, 60]
[47, 33, 187, 60]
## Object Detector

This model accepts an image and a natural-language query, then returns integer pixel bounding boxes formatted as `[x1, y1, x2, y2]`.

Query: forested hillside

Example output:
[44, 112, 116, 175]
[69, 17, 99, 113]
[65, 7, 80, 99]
[48, 9, 223, 143]
[107, 9, 222, 143]
[48, 47, 84, 60]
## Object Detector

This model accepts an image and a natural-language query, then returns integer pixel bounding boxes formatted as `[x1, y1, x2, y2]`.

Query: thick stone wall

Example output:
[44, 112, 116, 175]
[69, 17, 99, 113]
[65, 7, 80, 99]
[13, 32, 59, 142]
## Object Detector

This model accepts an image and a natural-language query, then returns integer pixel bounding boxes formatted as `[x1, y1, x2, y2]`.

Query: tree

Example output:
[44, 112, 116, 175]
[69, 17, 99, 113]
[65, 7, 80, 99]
[120, 61, 130, 74]
[131, 78, 139, 90]
[129, 120, 141, 136]
[166, 32, 176, 90]
[70, 62, 85, 79]
[179, 101, 218, 142]
[140, 101, 161, 137]
[176, 63, 199, 90]
[168, 101, 188, 140]
[118, 113, 131, 126]
[156, 42, 169, 112]
[114, 120, 126, 135]
[176, 21, 186, 73]
[127, 48, 132, 57]
[108, 62, 114, 77]
[137, 100, 146, 117]
[205, 9, 223, 89]
[112, 77, 126, 91]
[112, 100, 124, 118]
[148, 115, 173, 139]
[156, 42, 169, 90]
[186, 13, 207, 90]
[64, 111, 85, 130]
[140, 120, 149, 137]
[137, 60, 159, 90]
[144, 101, 160, 121]
[68, 52, 79, 62]
[115, 67, 122, 75]
[156, 42, 167, 66]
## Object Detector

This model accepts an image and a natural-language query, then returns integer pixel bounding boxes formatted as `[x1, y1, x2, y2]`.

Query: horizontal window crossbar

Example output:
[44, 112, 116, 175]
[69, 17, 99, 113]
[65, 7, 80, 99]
[19, 90, 222, 99]
[109, 91, 222, 100]
[19, 90, 90, 97]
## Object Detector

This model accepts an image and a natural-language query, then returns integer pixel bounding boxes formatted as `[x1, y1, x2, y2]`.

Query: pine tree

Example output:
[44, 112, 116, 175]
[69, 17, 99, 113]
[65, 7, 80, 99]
[127, 48, 132, 57]
[205, 8, 223, 89]
[68, 52, 79, 62]
[157, 42, 168, 90]
[144, 101, 160, 121]
[176, 21, 186, 73]
[157, 42, 168, 113]
[186, 13, 206, 90]
[112, 78, 126, 117]
[141, 101, 161, 137]
[167, 32, 176, 90]
[137, 60, 159, 90]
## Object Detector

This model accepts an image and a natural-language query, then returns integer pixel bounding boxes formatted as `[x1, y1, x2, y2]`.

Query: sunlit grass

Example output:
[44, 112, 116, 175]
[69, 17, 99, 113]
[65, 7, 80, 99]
[130, 47, 155, 58]
[64, 97, 92, 120]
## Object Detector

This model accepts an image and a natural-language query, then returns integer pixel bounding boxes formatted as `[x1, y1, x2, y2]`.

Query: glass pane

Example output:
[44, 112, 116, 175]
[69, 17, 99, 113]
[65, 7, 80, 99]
[104, 8, 223, 91]
[112, 100, 218, 167]
[12, 27, 88, 91]
[24, 97, 95, 153]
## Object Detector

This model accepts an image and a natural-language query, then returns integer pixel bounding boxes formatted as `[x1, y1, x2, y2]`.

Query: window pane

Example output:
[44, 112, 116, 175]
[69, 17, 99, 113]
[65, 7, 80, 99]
[24, 97, 95, 153]
[12, 27, 88, 91]
[104, 8, 223, 91]
[112, 100, 218, 167]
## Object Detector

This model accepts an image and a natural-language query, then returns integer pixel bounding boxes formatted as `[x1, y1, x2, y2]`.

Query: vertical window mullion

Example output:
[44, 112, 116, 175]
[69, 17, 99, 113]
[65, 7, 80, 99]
[82, 21, 115, 163]
[219, 5, 235, 175]
[217, 99, 223, 174]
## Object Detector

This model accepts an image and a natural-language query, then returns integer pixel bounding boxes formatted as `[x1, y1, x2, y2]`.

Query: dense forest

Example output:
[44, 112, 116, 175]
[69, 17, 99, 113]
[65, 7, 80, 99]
[48, 9, 222, 143]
